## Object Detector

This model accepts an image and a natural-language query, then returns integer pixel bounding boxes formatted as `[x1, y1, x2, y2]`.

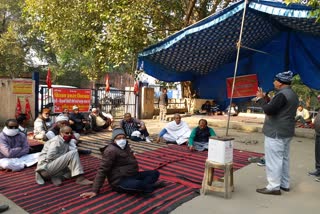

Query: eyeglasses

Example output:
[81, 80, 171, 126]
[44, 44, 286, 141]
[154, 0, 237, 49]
[64, 132, 72, 135]
[7, 126, 18, 129]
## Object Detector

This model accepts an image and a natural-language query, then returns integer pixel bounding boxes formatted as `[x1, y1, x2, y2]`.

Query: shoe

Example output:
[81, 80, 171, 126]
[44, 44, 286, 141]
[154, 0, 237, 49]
[308, 170, 320, 177]
[257, 158, 266, 166]
[248, 156, 261, 163]
[256, 187, 281, 195]
[0, 204, 9, 213]
[51, 176, 62, 186]
[153, 181, 166, 189]
[280, 187, 290, 192]
[146, 137, 152, 143]
[315, 177, 320, 182]
[78, 149, 92, 155]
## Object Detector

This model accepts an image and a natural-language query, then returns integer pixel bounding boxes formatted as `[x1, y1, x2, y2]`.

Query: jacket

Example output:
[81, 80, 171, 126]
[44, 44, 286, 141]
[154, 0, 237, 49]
[92, 142, 139, 193]
[0, 132, 29, 159]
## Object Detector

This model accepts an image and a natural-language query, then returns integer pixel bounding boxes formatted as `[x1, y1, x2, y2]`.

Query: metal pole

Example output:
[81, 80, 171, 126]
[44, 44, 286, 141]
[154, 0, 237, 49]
[226, 0, 249, 136]
[32, 71, 40, 117]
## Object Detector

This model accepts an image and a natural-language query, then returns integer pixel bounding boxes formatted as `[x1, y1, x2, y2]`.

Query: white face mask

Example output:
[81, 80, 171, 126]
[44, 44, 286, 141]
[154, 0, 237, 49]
[115, 139, 127, 149]
[3, 127, 19, 137]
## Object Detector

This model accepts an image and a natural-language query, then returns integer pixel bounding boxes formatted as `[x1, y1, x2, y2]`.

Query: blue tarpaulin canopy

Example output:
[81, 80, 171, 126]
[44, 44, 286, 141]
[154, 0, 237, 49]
[138, 0, 320, 109]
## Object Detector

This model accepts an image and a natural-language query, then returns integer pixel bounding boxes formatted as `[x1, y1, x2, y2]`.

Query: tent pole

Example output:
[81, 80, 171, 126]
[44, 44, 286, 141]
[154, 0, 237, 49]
[226, 0, 249, 136]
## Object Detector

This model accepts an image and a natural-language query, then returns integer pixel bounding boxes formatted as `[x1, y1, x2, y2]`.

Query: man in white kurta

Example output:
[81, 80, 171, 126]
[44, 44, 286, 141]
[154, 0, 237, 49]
[156, 114, 191, 145]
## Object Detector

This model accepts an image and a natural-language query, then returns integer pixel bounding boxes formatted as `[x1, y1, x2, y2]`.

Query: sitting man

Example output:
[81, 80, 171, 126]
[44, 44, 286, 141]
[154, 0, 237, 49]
[69, 105, 90, 133]
[16, 113, 28, 135]
[225, 102, 239, 116]
[119, 113, 152, 142]
[35, 126, 93, 186]
[156, 113, 191, 145]
[189, 119, 216, 151]
[89, 108, 112, 132]
[0, 119, 40, 171]
[59, 108, 70, 117]
[295, 104, 310, 127]
[46, 115, 91, 155]
[211, 100, 222, 115]
[200, 101, 212, 115]
[0, 204, 9, 212]
[80, 128, 165, 198]
[33, 108, 52, 141]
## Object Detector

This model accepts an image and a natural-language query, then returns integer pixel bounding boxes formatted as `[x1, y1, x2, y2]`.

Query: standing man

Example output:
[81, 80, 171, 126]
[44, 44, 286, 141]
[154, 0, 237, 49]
[308, 95, 320, 180]
[158, 88, 168, 122]
[255, 71, 299, 195]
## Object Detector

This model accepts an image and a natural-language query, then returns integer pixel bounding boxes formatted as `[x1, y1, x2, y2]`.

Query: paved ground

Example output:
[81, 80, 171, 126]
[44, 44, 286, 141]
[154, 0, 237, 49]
[1, 114, 319, 214]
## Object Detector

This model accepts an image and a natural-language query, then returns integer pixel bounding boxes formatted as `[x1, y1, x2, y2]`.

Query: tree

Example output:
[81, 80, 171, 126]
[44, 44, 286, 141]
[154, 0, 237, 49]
[23, 0, 239, 82]
[291, 75, 320, 109]
[285, 0, 320, 22]
[0, 0, 28, 78]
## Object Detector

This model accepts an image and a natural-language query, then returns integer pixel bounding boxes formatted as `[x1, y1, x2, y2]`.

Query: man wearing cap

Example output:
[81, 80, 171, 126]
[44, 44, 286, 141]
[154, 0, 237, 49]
[308, 95, 320, 180]
[35, 126, 93, 186]
[69, 105, 90, 133]
[33, 108, 53, 141]
[0, 119, 40, 171]
[89, 108, 112, 132]
[255, 71, 299, 195]
[80, 128, 165, 198]
[46, 115, 91, 154]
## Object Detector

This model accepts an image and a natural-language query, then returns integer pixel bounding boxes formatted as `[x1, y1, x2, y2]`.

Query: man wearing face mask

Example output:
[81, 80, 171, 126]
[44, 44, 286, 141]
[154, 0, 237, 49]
[33, 108, 52, 141]
[80, 128, 165, 199]
[45, 115, 91, 154]
[0, 119, 40, 171]
[35, 126, 93, 186]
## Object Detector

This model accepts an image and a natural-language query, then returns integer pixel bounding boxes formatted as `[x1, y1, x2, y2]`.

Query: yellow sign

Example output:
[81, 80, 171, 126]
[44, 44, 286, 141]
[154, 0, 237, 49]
[12, 80, 33, 94]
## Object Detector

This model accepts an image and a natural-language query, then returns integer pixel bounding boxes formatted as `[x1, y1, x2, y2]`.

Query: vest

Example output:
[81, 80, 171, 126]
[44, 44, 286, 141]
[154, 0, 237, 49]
[194, 127, 211, 142]
[263, 86, 299, 138]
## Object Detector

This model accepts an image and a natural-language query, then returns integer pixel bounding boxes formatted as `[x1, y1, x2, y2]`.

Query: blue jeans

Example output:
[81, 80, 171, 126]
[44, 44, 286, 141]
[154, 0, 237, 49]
[117, 170, 160, 193]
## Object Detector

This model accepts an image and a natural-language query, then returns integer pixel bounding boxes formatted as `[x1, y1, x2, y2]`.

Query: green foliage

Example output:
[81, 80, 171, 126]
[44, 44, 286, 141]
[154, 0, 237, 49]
[23, 0, 239, 82]
[23, 0, 187, 80]
[291, 75, 320, 109]
[0, 0, 27, 77]
[285, 0, 320, 22]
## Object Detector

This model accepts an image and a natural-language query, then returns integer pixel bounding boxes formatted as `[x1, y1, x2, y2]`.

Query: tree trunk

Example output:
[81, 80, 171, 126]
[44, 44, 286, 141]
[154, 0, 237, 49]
[184, 0, 197, 27]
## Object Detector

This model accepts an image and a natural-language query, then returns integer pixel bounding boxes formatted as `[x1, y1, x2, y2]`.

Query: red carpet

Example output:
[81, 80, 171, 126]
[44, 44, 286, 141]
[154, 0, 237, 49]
[0, 146, 262, 213]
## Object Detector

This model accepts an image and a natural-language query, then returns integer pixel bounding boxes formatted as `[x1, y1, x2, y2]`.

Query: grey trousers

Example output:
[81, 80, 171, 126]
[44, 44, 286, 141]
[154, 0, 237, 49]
[265, 136, 292, 190]
[45, 150, 84, 178]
